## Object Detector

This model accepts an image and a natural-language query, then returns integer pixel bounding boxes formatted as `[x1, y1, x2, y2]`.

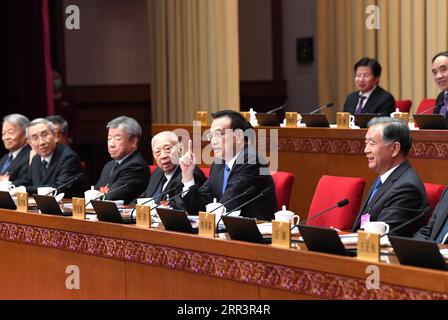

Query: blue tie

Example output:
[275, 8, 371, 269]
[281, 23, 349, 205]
[221, 164, 231, 195]
[40, 159, 48, 179]
[367, 177, 382, 205]
[1, 154, 13, 175]
[436, 218, 448, 243]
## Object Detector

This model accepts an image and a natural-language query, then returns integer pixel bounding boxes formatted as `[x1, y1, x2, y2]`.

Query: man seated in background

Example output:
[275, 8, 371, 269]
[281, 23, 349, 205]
[139, 131, 206, 209]
[431, 52, 448, 116]
[13, 118, 87, 197]
[95, 116, 149, 204]
[414, 187, 448, 244]
[0, 114, 31, 185]
[180, 110, 277, 221]
[46, 115, 70, 145]
[343, 57, 395, 117]
[352, 117, 430, 236]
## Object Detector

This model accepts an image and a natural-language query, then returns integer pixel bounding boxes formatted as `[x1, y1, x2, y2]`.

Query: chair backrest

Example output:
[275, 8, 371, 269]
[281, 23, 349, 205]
[306, 175, 366, 230]
[395, 100, 412, 113]
[423, 183, 445, 224]
[416, 99, 437, 115]
[149, 164, 157, 175]
[200, 167, 210, 178]
[271, 171, 295, 210]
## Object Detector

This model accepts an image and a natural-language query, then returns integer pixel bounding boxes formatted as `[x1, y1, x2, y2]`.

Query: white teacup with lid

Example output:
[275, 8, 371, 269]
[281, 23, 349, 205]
[274, 205, 300, 226]
[205, 198, 226, 224]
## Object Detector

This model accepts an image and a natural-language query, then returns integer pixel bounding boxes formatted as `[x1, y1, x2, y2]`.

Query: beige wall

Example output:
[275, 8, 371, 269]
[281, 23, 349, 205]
[64, 0, 150, 85]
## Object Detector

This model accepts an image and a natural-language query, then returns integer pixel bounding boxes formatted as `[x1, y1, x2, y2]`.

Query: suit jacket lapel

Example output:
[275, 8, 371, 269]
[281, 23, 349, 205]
[146, 168, 163, 196]
[42, 145, 61, 184]
[363, 87, 380, 113]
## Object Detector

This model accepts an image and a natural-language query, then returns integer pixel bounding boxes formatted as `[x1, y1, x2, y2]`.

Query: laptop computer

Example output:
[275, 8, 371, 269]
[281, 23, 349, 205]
[221, 215, 272, 244]
[388, 235, 447, 271]
[355, 113, 380, 128]
[298, 224, 356, 257]
[301, 114, 330, 127]
[91, 200, 134, 224]
[0, 191, 17, 210]
[413, 114, 448, 130]
[256, 113, 281, 127]
[32, 194, 72, 216]
[157, 207, 198, 234]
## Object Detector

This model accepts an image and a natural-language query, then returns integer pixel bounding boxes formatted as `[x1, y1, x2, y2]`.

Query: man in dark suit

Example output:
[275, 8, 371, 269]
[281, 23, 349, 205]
[140, 131, 206, 209]
[13, 118, 87, 197]
[414, 188, 448, 244]
[352, 117, 430, 236]
[431, 52, 448, 116]
[95, 116, 149, 204]
[0, 114, 31, 185]
[343, 57, 395, 117]
[180, 110, 277, 221]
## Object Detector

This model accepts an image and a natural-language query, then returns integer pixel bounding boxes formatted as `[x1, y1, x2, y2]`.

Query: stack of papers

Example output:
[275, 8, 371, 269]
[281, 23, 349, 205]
[256, 222, 299, 235]
[339, 233, 391, 246]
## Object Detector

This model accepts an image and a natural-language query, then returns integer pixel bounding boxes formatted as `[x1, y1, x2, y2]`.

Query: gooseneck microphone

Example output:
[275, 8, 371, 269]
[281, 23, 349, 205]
[309, 102, 334, 114]
[266, 103, 287, 114]
[85, 183, 128, 207]
[409, 102, 443, 121]
[291, 199, 349, 231]
[137, 185, 178, 207]
[215, 186, 273, 232]
[380, 210, 427, 238]
[209, 186, 257, 213]
[44, 173, 84, 196]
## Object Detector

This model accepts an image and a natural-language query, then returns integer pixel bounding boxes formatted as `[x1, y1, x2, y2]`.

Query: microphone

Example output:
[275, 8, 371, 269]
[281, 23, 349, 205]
[85, 183, 128, 207]
[137, 185, 178, 207]
[44, 173, 84, 196]
[292, 199, 349, 231]
[130, 185, 198, 219]
[266, 103, 287, 114]
[380, 210, 427, 238]
[215, 186, 273, 232]
[209, 186, 257, 213]
[309, 102, 334, 114]
[409, 102, 443, 121]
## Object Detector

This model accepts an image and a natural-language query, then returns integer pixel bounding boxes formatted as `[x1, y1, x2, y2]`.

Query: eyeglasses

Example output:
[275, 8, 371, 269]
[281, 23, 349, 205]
[153, 145, 173, 157]
[206, 129, 229, 141]
[354, 73, 373, 79]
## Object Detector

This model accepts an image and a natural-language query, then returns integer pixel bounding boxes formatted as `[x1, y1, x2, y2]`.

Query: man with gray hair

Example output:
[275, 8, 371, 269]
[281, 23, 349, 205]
[0, 114, 31, 184]
[139, 131, 206, 208]
[352, 117, 430, 236]
[14, 118, 87, 197]
[46, 115, 69, 145]
[95, 116, 149, 204]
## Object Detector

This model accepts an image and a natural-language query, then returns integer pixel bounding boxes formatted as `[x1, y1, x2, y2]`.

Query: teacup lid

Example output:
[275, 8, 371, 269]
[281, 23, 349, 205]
[275, 205, 295, 216]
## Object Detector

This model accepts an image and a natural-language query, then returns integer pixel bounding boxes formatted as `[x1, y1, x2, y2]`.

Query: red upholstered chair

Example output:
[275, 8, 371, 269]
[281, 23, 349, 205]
[306, 175, 366, 230]
[423, 183, 445, 224]
[416, 99, 437, 115]
[200, 167, 210, 178]
[149, 165, 157, 175]
[271, 171, 295, 210]
[395, 100, 412, 113]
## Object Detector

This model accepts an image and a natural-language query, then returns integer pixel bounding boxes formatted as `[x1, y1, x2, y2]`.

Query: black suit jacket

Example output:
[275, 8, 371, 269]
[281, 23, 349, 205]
[343, 86, 395, 116]
[432, 91, 445, 114]
[0, 144, 30, 185]
[182, 146, 277, 221]
[24, 144, 87, 197]
[414, 187, 448, 241]
[141, 165, 206, 209]
[95, 150, 149, 204]
[352, 160, 431, 236]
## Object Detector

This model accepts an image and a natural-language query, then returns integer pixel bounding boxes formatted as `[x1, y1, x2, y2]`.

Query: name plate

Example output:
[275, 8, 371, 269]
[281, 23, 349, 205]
[356, 230, 380, 262]
[136, 204, 151, 228]
[72, 198, 86, 220]
[198, 211, 215, 238]
[16, 192, 28, 212]
[272, 220, 291, 248]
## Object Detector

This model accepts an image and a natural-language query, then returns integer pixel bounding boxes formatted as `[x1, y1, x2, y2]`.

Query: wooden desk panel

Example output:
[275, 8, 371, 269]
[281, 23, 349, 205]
[0, 209, 446, 299]
[152, 125, 448, 219]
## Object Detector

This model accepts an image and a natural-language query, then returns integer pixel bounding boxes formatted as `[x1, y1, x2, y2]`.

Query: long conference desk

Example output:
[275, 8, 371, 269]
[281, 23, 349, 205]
[0, 208, 447, 300]
[152, 124, 448, 220]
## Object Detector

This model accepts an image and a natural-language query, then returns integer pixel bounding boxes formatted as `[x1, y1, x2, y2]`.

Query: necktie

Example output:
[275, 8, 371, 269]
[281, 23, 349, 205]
[40, 159, 48, 179]
[440, 92, 448, 116]
[355, 95, 367, 114]
[436, 218, 448, 243]
[107, 161, 119, 183]
[154, 176, 168, 203]
[367, 177, 382, 205]
[221, 164, 231, 195]
[0, 154, 13, 175]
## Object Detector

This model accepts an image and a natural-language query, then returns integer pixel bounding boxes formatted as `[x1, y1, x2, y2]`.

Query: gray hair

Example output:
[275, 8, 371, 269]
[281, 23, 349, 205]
[3, 114, 30, 131]
[26, 118, 55, 138]
[46, 115, 69, 135]
[106, 116, 142, 139]
[367, 117, 412, 156]
[151, 131, 179, 149]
